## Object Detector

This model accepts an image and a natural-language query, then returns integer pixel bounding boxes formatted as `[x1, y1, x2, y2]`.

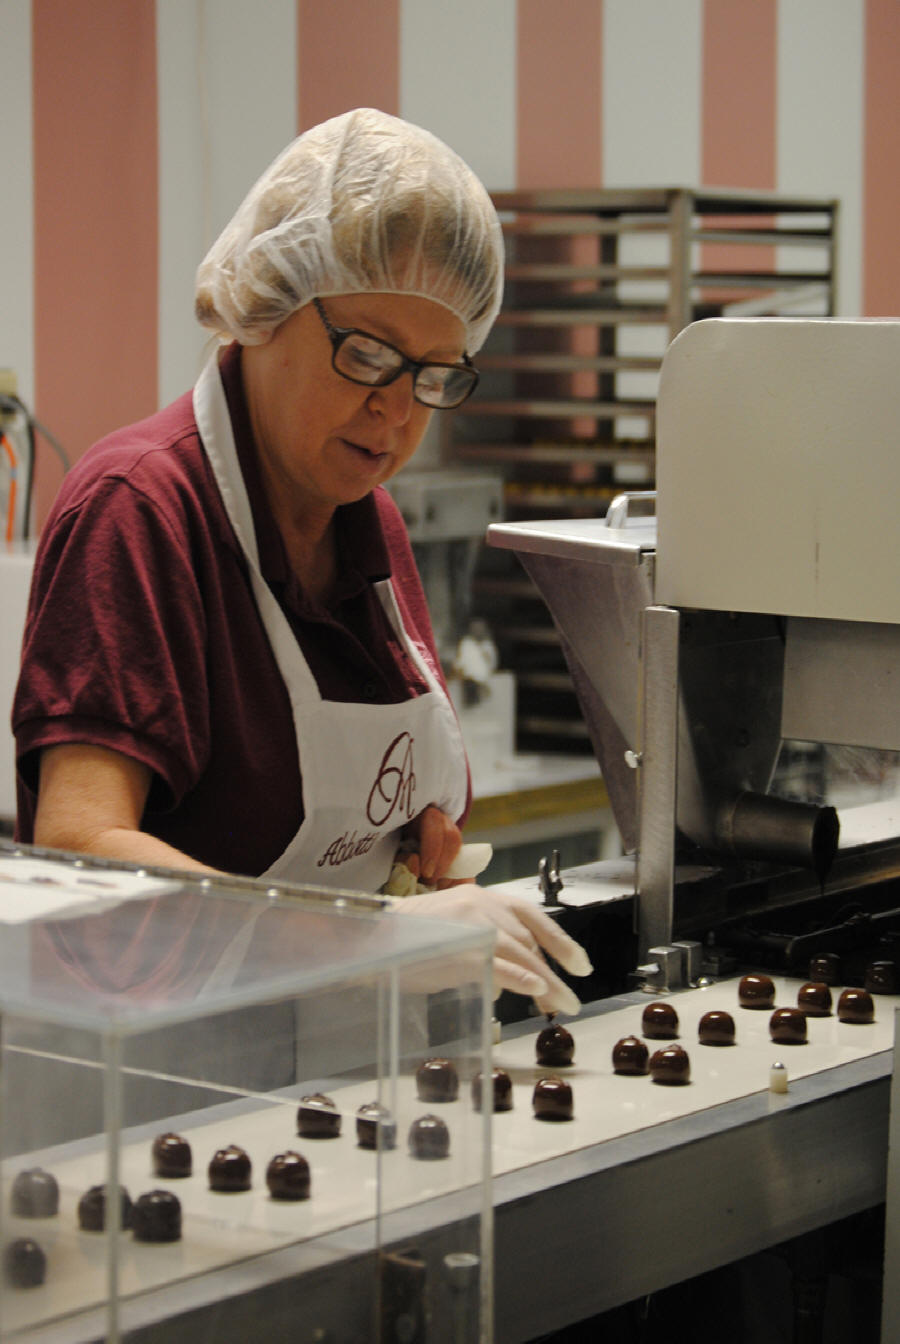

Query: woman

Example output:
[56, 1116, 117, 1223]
[13, 109, 589, 1013]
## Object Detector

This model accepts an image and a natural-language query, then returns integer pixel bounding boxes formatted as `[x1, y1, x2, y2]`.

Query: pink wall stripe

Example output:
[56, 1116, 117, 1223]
[32, 0, 158, 527]
[864, 0, 900, 316]
[701, 0, 776, 279]
[297, 0, 399, 132]
[516, 0, 603, 189]
[516, 2, 604, 440]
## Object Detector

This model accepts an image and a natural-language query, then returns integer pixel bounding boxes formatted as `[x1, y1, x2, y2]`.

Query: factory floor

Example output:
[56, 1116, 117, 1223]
[526, 1208, 884, 1344]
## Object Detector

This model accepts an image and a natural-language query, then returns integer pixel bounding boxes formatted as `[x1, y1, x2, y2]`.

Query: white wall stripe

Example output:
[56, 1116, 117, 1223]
[602, 0, 703, 188]
[0, 0, 35, 407]
[776, 0, 864, 317]
[602, 0, 703, 434]
[157, 0, 298, 405]
[399, 0, 517, 192]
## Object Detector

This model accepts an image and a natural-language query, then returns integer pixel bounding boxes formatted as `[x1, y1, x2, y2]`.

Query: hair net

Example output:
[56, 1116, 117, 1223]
[195, 108, 504, 354]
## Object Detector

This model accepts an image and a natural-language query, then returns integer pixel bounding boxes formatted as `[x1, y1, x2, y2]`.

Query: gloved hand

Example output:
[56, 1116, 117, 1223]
[392, 883, 592, 1016]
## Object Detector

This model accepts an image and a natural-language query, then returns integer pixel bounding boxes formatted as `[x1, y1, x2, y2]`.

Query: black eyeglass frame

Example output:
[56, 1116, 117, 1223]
[312, 298, 479, 409]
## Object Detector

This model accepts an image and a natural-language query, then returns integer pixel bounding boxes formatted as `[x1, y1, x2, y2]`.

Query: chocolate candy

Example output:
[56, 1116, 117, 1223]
[471, 1068, 513, 1113]
[297, 1093, 342, 1138]
[865, 960, 897, 995]
[808, 953, 841, 986]
[532, 1075, 574, 1120]
[698, 1010, 736, 1045]
[408, 1114, 450, 1159]
[11, 1169, 58, 1218]
[837, 987, 875, 1023]
[641, 1001, 679, 1039]
[266, 1152, 311, 1201]
[535, 1022, 575, 1067]
[649, 1045, 691, 1085]
[612, 1036, 649, 1075]
[132, 1190, 181, 1243]
[356, 1102, 398, 1149]
[77, 1185, 133, 1232]
[738, 974, 776, 1009]
[415, 1058, 459, 1103]
[797, 982, 832, 1017]
[769, 1008, 808, 1044]
[208, 1144, 252, 1192]
[152, 1132, 192, 1178]
[4, 1238, 46, 1287]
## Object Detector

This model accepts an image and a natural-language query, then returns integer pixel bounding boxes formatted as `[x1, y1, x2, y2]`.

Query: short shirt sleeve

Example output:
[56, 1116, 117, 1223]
[14, 474, 210, 811]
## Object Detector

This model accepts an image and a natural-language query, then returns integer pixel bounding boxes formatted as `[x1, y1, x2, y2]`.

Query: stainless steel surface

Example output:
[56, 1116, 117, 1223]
[486, 518, 789, 863]
[673, 938, 704, 984]
[636, 605, 680, 957]
[784, 616, 900, 751]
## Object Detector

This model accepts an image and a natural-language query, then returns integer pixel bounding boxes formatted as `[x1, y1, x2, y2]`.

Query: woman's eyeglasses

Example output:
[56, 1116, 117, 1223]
[313, 299, 478, 409]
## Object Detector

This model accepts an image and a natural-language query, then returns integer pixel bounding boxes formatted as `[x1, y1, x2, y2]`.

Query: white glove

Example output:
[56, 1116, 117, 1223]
[392, 883, 592, 1016]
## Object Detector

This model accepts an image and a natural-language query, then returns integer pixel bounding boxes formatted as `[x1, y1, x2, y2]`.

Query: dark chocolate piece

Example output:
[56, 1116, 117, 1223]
[698, 1010, 736, 1045]
[837, 987, 875, 1024]
[535, 1022, 575, 1067]
[532, 1075, 574, 1120]
[612, 1035, 650, 1075]
[769, 1007, 808, 1044]
[77, 1184, 133, 1232]
[11, 1169, 59, 1218]
[152, 1132, 192, 1178]
[297, 1093, 342, 1138]
[471, 1068, 513, 1112]
[266, 1151, 311, 1201]
[808, 953, 841, 986]
[415, 1058, 459, 1103]
[797, 982, 832, 1017]
[208, 1144, 252, 1192]
[4, 1238, 46, 1287]
[132, 1190, 181, 1243]
[408, 1114, 450, 1159]
[356, 1102, 398, 1149]
[641, 1001, 679, 1039]
[649, 1045, 691, 1085]
[865, 960, 897, 995]
[738, 974, 776, 1009]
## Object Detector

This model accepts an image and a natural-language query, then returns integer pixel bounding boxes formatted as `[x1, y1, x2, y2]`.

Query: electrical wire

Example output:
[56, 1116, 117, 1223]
[0, 394, 70, 540]
[0, 431, 18, 544]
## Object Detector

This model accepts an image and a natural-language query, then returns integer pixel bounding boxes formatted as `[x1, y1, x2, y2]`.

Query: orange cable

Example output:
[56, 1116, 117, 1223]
[1, 431, 18, 543]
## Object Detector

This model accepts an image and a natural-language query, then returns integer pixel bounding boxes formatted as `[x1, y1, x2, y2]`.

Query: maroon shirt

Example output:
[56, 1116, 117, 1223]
[13, 346, 466, 875]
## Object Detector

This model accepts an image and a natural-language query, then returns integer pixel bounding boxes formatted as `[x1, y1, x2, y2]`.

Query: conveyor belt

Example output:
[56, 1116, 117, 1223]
[4, 975, 895, 1342]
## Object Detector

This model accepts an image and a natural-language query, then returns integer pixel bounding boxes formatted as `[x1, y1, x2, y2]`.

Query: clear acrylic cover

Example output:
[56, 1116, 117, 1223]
[0, 844, 494, 1342]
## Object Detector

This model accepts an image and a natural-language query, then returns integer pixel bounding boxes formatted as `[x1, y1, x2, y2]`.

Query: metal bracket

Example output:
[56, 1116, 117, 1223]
[538, 849, 563, 906]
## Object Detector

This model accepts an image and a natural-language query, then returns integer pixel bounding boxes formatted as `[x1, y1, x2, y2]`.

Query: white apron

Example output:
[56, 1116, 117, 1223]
[192, 354, 468, 893]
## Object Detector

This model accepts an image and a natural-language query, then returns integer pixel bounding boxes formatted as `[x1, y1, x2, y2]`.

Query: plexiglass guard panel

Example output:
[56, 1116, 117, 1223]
[0, 849, 493, 1343]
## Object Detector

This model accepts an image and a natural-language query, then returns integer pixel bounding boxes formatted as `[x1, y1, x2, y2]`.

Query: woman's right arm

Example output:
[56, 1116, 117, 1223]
[33, 743, 216, 874]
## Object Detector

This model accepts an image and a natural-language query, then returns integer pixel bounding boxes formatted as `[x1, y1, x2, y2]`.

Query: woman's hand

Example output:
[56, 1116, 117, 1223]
[400, 805, 463, 885]
[392, 883, 592, 1016]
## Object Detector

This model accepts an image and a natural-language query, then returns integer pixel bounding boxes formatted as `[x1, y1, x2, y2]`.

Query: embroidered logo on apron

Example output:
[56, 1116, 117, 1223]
[316, 732, 417, 871]
[366, 731, 416, 825]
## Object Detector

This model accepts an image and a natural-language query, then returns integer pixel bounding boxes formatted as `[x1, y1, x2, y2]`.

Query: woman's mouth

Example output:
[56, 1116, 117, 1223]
[343, 439, 389, 471]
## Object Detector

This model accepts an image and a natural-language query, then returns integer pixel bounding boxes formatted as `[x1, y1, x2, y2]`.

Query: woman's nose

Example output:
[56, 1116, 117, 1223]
[369, 372, 415, 424]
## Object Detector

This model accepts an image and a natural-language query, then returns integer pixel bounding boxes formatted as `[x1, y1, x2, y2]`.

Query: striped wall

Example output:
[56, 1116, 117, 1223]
[1, 0, 896, 528]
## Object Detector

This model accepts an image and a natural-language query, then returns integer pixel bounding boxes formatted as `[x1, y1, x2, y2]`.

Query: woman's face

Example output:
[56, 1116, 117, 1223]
[242, 291, 466, 522]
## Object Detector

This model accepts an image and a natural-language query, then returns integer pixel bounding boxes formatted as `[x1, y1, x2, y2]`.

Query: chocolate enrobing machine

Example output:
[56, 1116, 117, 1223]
[489, 318, 900, 989]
